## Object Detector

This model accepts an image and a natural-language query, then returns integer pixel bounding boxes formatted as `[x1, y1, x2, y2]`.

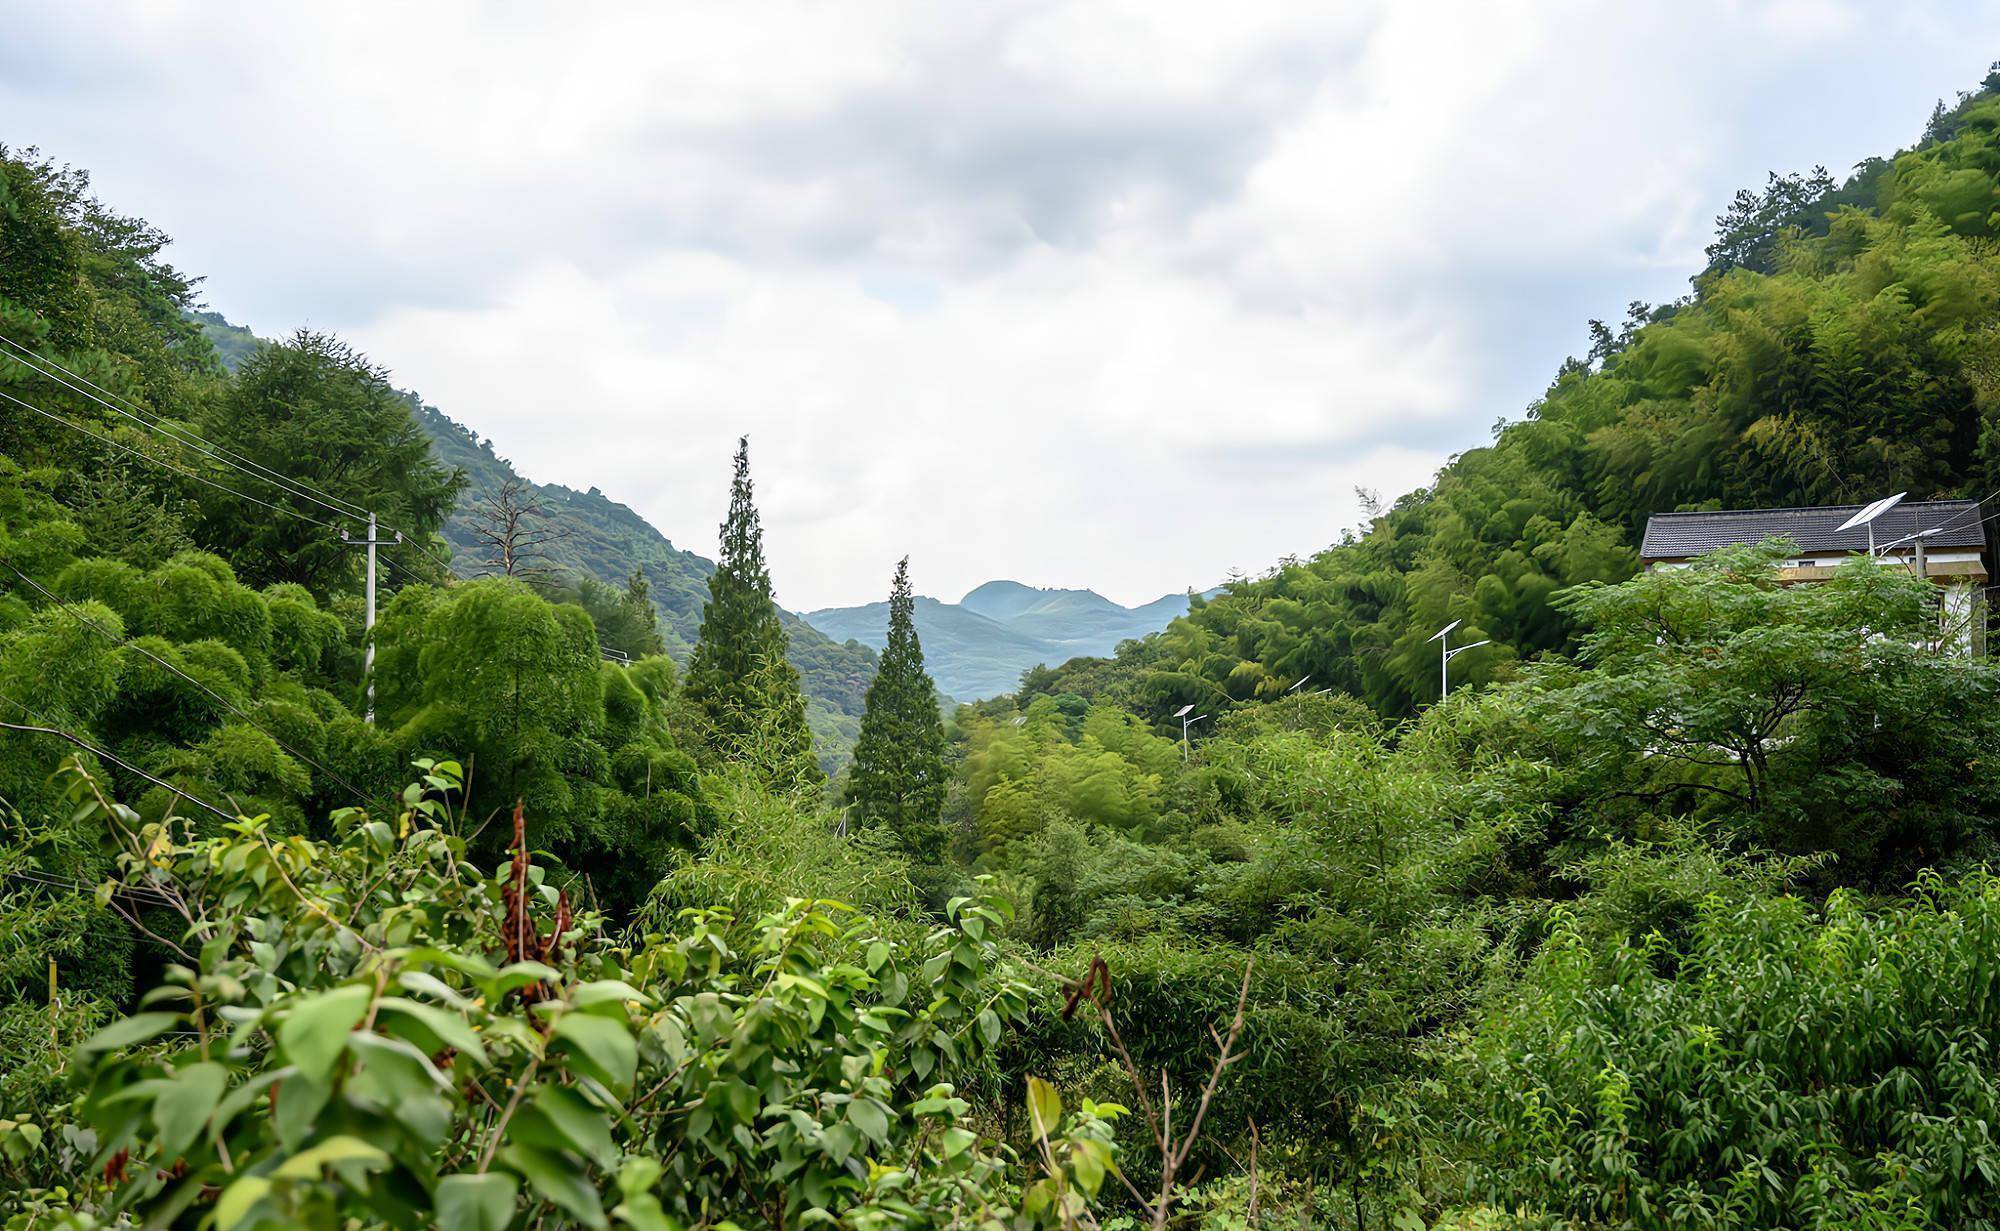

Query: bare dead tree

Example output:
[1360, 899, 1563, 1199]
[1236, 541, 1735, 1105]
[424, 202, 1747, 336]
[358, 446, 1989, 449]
[472, 478, 569, 580]
[1054, 954, 1256, 1231]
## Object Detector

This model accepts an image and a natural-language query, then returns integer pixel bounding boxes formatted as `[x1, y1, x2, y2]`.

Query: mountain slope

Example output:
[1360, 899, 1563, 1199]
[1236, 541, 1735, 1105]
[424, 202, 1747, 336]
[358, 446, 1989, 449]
[413, 403, 715, 655]
[193, 313, 877, 763]
[412, 405, 878, 761]
[1029, 71, 2000, 723]
[807, 582, 1192, 700]
[804, 596, 1051, 701]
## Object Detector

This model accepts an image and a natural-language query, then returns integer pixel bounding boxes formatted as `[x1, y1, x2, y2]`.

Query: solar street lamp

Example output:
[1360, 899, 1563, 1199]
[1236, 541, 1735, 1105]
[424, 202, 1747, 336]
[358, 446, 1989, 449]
[1428, 620, 1489, 700]
[1172, 703, 1206, 759]
[1837, 492, 1907, 556]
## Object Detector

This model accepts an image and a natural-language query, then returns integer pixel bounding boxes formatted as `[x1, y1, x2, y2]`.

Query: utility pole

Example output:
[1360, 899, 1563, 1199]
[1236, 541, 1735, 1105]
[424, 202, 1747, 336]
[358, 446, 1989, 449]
[342, 512, 401, 724]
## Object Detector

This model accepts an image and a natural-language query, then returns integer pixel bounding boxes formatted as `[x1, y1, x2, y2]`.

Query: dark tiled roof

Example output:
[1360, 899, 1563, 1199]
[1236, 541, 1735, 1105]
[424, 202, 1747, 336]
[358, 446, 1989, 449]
[1639, 499, 1986, 560]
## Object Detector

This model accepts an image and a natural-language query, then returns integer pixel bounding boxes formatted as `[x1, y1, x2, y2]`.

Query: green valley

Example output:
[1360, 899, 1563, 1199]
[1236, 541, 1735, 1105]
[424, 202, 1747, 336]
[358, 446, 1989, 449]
[9, 49, 2000, 1231]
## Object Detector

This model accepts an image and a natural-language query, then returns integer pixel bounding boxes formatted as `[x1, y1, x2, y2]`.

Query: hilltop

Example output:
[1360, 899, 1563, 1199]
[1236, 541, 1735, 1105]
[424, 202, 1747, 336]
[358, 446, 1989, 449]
[806, 581, 1194, 700]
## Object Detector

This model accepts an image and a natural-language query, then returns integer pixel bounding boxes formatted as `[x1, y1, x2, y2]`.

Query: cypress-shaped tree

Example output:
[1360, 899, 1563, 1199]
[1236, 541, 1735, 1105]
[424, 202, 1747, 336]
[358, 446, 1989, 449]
[846, 557, 947, 853]
[684, 438, 819, 787]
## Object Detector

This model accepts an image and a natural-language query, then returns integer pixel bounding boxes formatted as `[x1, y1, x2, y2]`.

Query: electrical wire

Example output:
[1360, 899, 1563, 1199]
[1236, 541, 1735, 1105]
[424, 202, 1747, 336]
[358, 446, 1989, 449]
[0, 335, 370, 521]
[0, 387, 345, 532]
[0, 558, 385, 812]
[1896, 484, 2000, 544]
[1, 867, 178, 905]
[0, 691, 238, 823]
[1, 335, 459, 573]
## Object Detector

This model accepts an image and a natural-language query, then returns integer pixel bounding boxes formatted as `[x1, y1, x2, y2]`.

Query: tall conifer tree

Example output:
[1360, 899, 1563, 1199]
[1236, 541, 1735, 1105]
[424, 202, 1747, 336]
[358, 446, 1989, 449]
[684, 438, 819, 786]
[847, 557, 947, 852]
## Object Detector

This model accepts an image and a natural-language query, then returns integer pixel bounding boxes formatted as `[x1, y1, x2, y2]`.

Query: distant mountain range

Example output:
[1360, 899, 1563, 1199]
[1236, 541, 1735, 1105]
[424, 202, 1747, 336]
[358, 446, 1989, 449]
[805, 580, 1196, 701]
[191, 312, 1194, 731]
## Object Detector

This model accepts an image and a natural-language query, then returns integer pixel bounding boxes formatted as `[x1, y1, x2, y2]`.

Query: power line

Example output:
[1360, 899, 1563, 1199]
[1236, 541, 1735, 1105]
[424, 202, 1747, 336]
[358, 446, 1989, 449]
[0, 557, 385, 812]
[0, 691, 238, 824]
[387, 531, 457, 577]
[2, 335, 459, 575]
[1, 866, 178, 906]
[0, 335, 369, 522]
[0, 387, 345, 532]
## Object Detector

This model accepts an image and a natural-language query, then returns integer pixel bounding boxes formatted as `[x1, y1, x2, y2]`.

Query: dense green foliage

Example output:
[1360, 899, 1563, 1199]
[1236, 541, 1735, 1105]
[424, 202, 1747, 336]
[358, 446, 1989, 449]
[1033, 78, 2000, 726]
[1471, 877, 2000, 1229]
[194, 334, 461, 595]
[683, 438, 821, 791]
[370, 577, 706, 915]
[0, 143, 713, 1004]
[16, 67, 2000, 1231]
[15, 762, 1119, 1230]
[846, 559, 949, 855]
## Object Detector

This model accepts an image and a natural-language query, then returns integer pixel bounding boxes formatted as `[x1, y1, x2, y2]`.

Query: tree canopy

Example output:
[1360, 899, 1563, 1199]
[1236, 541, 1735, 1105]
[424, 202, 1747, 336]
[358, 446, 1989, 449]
[845, 557, 948, 854]
[683, 438, 820, 789]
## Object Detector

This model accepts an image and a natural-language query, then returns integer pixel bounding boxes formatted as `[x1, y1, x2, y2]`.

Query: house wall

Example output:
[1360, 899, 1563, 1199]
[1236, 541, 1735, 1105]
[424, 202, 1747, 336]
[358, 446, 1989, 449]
[1641, 551, 1990, 657]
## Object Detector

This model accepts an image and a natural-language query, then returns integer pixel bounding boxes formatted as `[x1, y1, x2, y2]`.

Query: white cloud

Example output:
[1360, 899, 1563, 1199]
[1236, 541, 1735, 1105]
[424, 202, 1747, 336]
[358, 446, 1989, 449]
[5, 0, 1999, 606]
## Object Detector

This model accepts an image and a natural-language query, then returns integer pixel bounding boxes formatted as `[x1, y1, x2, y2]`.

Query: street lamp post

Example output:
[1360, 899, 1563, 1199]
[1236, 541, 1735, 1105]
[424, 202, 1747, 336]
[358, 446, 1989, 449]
[1172, 703, 1207, 760]
[1428, 620, 1490, 701]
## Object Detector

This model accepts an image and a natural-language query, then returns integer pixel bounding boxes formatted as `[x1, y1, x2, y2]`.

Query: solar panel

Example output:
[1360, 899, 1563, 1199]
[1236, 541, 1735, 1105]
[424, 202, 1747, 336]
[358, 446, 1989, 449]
[1836, 492, 1906, 534]
[1427, 619, 1461, 642]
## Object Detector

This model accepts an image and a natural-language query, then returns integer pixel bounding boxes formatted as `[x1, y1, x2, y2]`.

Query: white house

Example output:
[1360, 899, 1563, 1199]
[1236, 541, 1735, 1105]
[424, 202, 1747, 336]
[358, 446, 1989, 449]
[1639, 499, 1988, 654]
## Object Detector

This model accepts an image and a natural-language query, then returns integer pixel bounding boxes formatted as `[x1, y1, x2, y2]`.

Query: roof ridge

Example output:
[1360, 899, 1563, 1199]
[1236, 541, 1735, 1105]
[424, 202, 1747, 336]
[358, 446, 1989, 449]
[1648, 498, 1978, 519]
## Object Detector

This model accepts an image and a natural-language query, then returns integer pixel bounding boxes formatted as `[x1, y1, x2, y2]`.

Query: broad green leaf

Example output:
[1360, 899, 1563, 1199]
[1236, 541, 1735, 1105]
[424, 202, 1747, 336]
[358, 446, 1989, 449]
[527, 1083, 618, 1169]
[612, 1193, 682, 1231]
[501, 1141, 607, 1228]
[489, 961, 562, 999]
[214, 1064, 289, 1139]
[154, 1062, 227, 1159]
[570, 980, 650, 1010]
[398, 970, 474, 1010]
[550, 1012, 636, 1093]
[617, 1157, 662, 1199]
[405, 946, 500, 981]
[376, 996, 489, 1066]
[214, 1176, 272, 1231]
[347, 1031, 452, 1097]
[80, 1012, 180, 1054]
[847, 1098, 889, 1144]
[274, 1134, 388, 1179]
[274, 1070, 331, 1152]
[942, 1126, 977, 1158]
[278, 984, 371, 1084]
[1026, 1076, 1061, 1140]
[1070, 1137, 1111, 1196]
[435, 1172, 519, 1231]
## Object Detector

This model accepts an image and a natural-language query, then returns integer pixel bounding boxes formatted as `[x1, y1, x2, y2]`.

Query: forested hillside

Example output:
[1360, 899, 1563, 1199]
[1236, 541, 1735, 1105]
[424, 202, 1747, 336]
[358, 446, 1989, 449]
[11, 68, 2000, 1231]
[413, 404, 877, 763]
[1032, 70, 2000, 726]
[194, 315, 878, 764]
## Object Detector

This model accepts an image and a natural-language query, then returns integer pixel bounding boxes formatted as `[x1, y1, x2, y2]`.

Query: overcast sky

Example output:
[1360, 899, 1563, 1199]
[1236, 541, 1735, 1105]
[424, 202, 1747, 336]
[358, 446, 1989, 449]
[7, 3, 2000, 609]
